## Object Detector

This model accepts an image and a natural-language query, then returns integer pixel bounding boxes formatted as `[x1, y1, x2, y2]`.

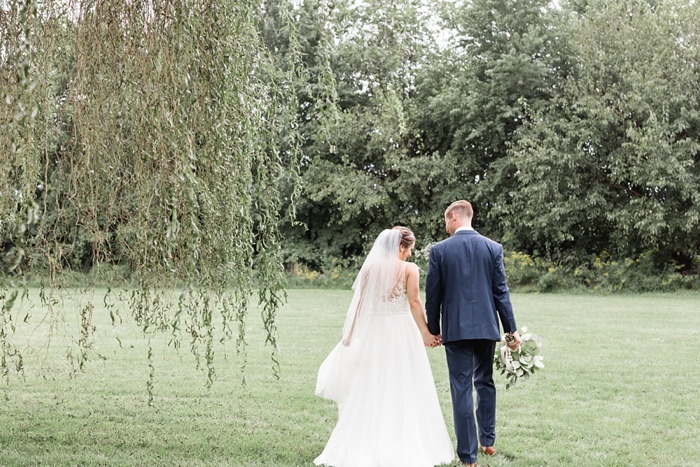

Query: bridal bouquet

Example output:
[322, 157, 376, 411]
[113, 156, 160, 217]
[494, 326, 544, 389]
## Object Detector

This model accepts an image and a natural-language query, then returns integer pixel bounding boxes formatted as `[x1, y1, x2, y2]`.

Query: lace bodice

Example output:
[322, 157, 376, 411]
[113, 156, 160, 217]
[375, 265, 410, 315]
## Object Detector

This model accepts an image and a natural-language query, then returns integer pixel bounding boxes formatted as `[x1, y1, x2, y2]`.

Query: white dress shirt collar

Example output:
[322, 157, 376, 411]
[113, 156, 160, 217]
[455, 226, 474, 233]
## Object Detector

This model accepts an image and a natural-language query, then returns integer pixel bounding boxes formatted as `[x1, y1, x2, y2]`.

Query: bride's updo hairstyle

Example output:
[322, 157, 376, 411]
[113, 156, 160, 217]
[392, 226, 415, 249]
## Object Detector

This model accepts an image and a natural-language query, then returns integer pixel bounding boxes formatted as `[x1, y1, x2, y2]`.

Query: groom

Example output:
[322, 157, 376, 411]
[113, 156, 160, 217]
[425, 200, 521, 466]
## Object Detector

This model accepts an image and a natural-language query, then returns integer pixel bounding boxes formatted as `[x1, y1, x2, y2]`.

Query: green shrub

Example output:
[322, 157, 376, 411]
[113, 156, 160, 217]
[285, 262, 358, 290]
[504, 250, 699, 293]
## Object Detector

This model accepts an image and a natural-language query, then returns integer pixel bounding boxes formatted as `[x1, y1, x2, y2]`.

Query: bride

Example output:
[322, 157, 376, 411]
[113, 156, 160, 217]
[314, 226, 455, 467]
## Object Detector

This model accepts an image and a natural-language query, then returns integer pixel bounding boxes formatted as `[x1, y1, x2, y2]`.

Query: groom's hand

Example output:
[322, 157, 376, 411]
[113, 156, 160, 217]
[507, 331, 522, 351]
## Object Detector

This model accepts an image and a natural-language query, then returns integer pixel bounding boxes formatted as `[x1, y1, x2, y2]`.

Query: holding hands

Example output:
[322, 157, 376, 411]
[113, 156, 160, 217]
[422, 331, 442, 348]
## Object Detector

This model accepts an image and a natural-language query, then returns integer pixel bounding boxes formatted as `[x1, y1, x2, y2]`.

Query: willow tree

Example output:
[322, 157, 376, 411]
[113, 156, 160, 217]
[1, 0, 303, 397]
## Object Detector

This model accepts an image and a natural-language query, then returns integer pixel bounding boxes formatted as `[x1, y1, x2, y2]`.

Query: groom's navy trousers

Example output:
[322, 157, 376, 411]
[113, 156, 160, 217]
[426, 229, 517, 464]
[445, 339, 497, 462]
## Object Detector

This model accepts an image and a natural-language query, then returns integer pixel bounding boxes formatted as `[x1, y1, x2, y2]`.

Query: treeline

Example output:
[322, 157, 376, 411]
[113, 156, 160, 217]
[2, 0, 699, 292]
[266, 0, 700, 288]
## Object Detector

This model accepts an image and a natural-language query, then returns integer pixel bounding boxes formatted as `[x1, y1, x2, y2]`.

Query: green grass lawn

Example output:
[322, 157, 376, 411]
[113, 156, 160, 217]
[1, 289, 699, 466]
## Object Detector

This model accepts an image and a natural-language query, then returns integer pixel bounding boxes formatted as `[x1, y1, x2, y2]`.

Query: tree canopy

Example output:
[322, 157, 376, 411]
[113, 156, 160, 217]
[512, 0, 700, 270]
[274, 0, 699, 276]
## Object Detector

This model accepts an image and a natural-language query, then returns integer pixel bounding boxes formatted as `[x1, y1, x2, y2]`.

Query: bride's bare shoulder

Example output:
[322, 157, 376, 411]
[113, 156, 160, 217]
[404, 262, 420, 276]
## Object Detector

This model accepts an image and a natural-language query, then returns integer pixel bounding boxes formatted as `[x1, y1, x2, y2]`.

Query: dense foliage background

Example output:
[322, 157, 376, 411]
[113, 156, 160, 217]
[269, 0, 699, 290]
[3, 0, 700, 295]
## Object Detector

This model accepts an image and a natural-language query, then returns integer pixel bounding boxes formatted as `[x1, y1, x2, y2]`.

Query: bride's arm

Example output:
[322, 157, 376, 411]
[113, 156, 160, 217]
[406, 263, 440, 347]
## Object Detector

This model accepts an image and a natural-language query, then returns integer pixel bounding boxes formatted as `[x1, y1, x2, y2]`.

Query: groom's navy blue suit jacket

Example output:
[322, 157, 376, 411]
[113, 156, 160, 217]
[425, 229, 517, 344]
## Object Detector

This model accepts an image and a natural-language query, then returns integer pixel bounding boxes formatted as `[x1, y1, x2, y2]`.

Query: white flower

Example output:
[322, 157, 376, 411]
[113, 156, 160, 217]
[499, 345, 514, 371]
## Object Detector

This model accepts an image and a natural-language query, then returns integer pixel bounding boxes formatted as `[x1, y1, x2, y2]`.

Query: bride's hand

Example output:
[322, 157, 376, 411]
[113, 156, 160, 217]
[422, 332, 440, 348]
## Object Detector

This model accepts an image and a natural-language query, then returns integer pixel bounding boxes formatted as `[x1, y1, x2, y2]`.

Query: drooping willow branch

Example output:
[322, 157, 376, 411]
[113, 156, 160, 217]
[0, 0, 308, 397]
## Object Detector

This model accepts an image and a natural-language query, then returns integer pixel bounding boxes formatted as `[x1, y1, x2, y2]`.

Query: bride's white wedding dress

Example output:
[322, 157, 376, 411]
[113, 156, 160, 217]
[314, 260, 455, 467]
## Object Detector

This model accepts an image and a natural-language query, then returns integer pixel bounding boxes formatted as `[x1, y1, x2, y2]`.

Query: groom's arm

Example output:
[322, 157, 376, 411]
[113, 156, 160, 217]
[491, 244, 517, 334]
[425, 245, 442, 336]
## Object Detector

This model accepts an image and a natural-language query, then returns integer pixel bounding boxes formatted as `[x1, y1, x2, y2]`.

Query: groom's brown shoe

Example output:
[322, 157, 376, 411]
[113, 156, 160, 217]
[481, 446, 495, 456]
[458, 461, 477, 467]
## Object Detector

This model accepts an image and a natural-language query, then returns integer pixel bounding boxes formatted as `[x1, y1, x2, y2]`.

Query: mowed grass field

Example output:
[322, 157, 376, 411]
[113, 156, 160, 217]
[1, 288, 699, 466]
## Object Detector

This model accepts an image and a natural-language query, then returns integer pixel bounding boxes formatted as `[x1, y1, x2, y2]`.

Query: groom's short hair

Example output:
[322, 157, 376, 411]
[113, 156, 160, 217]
[445, 200, 473, 219]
